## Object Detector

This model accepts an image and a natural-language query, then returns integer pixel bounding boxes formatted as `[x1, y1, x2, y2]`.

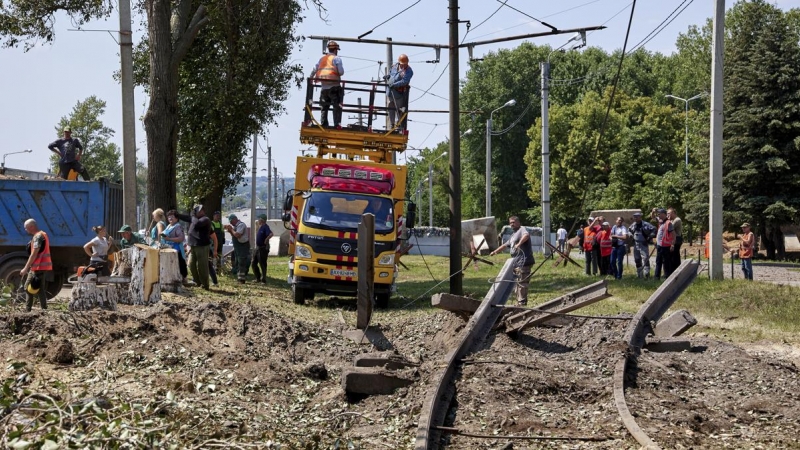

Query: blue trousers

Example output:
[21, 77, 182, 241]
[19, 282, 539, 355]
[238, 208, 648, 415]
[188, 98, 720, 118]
[741, 258, 753, 280]
[610, 245, 626, 279]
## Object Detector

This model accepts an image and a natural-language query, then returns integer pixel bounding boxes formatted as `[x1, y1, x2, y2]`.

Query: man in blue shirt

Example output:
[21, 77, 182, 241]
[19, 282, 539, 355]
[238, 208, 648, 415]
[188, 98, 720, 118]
[48, 127, 90, 180]
[386, 54, 414, 132]
[252, 214, 273, 283]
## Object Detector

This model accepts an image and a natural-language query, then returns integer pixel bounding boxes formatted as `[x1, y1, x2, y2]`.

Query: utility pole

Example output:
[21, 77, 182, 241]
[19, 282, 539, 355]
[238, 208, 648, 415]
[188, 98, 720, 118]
[267, 146, 273, 219]
[386, 37, 393, 133]
[709, 0, 725, 280]
[119, 0, 136, 227]
[485, 112, 491, 218]
[274, 167, 278, 218]
[541, 61, 551, 256]
[448, 0, 462, 295]
[251, 133, 258, 242]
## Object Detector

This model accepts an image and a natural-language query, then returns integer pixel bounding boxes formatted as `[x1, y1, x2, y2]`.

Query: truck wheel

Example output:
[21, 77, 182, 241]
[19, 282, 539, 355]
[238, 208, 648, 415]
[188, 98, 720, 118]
[45, 273, 65, 300]
[293, 285, 306, 305]
[375, 292, 390, 309]
[303, 290, 315, 301]
[0, 258, 27, 292]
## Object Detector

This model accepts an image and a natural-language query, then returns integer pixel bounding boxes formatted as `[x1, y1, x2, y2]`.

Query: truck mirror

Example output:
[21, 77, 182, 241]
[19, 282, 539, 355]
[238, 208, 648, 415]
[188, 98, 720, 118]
[283, 193, 293, 212]
[281, 212, 291, 223]
[406, 202, 417, 229]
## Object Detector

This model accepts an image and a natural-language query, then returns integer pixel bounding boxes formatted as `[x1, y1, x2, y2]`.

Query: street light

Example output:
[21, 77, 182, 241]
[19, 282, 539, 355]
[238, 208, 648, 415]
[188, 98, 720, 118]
[666, 93, 708, 167]
[429, 151, 448, 227]
[541, 34, 587, 255]
[486, 99, 516, 217]
[1, 149, 33, 172]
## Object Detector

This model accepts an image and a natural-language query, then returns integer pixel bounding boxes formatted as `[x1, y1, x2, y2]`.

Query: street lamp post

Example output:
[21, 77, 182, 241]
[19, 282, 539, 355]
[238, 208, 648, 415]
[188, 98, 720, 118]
[666, 93, 708, 167]
[541, 33, 586, 255]
[486, 100, 516, 218]
[1, 149, 33, 173]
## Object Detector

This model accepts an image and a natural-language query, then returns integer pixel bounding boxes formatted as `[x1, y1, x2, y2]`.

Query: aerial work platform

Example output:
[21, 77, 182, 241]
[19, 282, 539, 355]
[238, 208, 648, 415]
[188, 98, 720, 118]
[302, 77, 410, 163]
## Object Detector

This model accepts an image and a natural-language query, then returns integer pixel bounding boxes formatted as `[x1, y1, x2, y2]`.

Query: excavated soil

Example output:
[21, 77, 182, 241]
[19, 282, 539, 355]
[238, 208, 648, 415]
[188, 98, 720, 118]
[2, 293, 799, 449]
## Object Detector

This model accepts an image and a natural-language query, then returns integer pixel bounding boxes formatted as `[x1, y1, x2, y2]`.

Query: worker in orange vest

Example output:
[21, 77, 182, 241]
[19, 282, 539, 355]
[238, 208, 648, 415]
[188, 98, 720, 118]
[583, 217, 601, 276]
[738, 223, 755, 280]
[312, 40, 345, 128]
[20, 218, 52, 311]
[598, 221, 614, 276]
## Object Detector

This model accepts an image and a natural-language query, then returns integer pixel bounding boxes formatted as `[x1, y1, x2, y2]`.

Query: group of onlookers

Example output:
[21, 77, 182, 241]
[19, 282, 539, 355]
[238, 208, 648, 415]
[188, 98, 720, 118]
[73, 206, 274, 292]
[578, 208, 686, 281]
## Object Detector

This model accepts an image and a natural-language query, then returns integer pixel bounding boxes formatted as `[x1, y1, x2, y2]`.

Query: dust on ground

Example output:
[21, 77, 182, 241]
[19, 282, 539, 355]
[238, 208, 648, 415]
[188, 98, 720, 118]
[2, 293, 799, 449]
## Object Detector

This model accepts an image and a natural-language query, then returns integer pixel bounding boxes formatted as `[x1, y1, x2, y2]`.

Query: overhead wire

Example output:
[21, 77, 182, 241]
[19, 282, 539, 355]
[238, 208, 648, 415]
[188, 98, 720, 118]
[470, 0, 606, 40]
[356, 0, 422, 40]
[627, 0, 695, 53]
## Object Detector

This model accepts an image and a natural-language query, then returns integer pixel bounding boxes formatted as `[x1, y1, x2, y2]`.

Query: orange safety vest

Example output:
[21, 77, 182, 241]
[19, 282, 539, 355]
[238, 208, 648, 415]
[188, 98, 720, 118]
[739, 231, 754, 259]
[659, 220, 675, 247]
[315, 54, 341, 81]
[599, 229, 613, 257]
[31, 231, 53, 272]
[704, 232, 710, 258]
[583, 226, 596, 252]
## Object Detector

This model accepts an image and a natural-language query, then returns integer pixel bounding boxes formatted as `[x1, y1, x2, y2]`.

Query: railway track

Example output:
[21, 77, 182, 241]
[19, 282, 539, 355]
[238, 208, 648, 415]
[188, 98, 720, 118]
[415, 259, 699, 449]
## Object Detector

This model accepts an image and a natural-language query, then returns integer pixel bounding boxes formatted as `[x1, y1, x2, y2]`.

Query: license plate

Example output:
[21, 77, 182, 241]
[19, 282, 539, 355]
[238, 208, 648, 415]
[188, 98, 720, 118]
[330, 269, 356, 277]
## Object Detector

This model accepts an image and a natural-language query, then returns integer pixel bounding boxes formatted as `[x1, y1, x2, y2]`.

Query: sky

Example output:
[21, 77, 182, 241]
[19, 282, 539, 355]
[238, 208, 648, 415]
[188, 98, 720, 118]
[3, 0, 799, 180]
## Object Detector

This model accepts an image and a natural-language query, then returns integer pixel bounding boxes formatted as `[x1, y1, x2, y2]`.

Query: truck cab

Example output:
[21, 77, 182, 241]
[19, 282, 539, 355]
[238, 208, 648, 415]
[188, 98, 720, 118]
[285, 74, 413, 307]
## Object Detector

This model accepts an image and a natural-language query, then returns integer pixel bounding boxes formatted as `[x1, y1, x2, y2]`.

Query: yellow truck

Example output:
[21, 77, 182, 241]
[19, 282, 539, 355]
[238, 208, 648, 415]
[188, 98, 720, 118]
[283, 76, 414, 307]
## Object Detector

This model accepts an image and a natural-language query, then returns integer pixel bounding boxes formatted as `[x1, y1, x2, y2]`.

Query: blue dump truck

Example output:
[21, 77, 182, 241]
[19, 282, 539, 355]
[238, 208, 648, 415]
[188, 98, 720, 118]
[0, 179, 123, 298]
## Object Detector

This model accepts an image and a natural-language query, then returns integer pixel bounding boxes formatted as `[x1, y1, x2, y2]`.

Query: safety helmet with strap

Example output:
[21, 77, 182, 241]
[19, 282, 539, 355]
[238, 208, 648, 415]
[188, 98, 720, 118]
[327, 40, 340, 52]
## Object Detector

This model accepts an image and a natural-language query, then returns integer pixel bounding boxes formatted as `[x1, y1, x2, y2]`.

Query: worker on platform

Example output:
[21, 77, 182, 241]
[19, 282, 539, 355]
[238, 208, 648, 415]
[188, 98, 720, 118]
[48, 126, 90, 180]
[312, 40, 345, 128]
[20, 218, 51, 311]
[385, 54, 414, 132]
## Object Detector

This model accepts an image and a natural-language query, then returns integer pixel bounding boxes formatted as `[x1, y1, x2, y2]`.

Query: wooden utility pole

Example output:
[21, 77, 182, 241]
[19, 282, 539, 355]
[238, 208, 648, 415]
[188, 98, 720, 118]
[357, 214, 375, 329]
[448, 0, 463, 295]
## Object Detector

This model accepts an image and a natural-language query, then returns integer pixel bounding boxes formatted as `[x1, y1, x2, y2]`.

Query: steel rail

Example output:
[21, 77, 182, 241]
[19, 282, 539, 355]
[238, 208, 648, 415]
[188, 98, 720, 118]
[613, 259, 699, 450]
[414, 259, 516, 450]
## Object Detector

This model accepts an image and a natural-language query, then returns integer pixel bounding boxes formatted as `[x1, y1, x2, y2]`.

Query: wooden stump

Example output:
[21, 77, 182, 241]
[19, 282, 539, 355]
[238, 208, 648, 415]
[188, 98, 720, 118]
[127, 244, 161, 305]
[159, 249, 182, 293]
[111, 247, 134, 277]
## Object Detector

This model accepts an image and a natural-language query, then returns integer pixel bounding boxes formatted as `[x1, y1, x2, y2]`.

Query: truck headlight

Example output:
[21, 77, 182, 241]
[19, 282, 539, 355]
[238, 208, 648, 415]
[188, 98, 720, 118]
[295, 245, 311, 259]
[378, 254, 395, 265]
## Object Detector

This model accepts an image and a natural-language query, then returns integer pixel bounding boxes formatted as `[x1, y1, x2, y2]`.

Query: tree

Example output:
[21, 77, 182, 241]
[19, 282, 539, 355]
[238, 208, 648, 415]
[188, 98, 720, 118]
[723, 0, 800, 259]
[175, 0, 305, 213]
[50, 96, 122, 181]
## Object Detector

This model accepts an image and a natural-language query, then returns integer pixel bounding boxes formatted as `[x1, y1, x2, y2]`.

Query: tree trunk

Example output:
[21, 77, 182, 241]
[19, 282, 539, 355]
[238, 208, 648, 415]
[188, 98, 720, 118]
[762, 224, 785, 260]
[144, 0, 180, 212]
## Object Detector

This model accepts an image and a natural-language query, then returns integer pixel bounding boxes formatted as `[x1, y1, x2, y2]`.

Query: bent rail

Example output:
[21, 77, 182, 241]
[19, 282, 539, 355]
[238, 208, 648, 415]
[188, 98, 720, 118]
[613, 259, 699, 449]
[414, 259, 516, 450]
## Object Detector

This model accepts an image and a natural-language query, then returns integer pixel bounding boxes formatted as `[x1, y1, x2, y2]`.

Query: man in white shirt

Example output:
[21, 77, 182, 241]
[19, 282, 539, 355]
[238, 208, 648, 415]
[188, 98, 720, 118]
[556, 225, 568, 253]
[225, 214, 251, 284]
[610, 217, 629, 279]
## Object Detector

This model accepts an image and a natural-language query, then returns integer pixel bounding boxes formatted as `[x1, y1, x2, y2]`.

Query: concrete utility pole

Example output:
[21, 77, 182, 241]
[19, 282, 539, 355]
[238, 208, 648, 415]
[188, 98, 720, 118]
[267, 147, 272, 219]
[251, 133, 258, 242]
[541, 61, 551, 256]
[709, 0, 725, 280]
[119, 0, 137, 227]
[448, 0, 462, 295]
[273, 167, 278, 217]
[386, 37, 393, 133]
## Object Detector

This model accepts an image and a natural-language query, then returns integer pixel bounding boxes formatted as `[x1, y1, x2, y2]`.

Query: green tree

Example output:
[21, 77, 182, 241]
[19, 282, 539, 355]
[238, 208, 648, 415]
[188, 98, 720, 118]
[175, 0, 304, 213]
[723, 0, 800, 259]
[50, 96, 122, 181]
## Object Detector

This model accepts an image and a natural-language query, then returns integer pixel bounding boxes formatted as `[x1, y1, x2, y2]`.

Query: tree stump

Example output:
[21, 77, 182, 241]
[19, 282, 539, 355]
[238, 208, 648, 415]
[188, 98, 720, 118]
[127, 244, 161, 305]
[69, 274, 120, 311]
[159, 249, 182, 293]
[111, 248, 134, 277]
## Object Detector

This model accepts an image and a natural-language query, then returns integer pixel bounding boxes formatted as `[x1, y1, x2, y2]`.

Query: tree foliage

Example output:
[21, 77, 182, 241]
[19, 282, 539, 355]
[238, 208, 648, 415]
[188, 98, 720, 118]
[722, 0, 800, 258]
[50, 96, 122, 181]
[175, 0, 305, 213]
[0, 0, 112, 49]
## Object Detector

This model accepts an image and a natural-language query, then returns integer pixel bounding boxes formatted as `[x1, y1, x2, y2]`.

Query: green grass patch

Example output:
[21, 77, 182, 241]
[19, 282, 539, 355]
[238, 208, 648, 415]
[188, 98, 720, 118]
[205, 253, 800, 344]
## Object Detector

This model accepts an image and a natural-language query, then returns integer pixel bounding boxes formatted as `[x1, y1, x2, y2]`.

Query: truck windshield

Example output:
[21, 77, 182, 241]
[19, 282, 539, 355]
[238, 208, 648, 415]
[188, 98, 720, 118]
[303, 192, 395, 234]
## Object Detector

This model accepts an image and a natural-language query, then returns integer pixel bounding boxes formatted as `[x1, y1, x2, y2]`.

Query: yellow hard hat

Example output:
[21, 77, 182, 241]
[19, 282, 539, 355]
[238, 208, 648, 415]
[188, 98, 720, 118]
[26, 274, 42, 295]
